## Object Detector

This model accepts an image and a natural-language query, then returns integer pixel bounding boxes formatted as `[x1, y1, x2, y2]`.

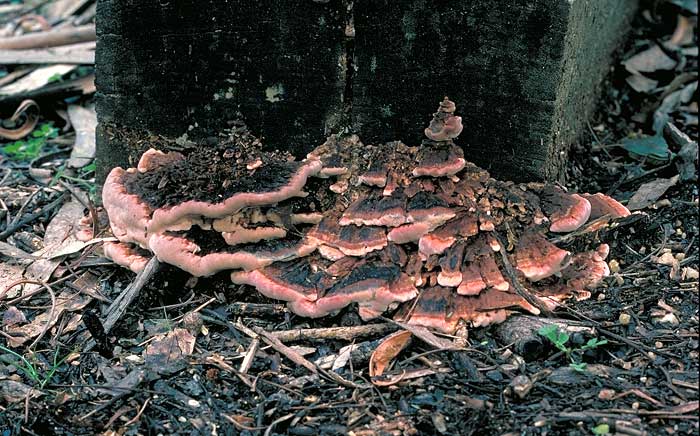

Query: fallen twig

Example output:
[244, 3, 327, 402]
[102, 257, 160, 334]
[493, 232, 552, 315]
[270, 323, 398, 343]
[0, 191, 67, 241]
[226, 302, 288, 317]
[0, 48, 94, 65]
[235, 322, 366, 389]
[0, 24, 95, 50]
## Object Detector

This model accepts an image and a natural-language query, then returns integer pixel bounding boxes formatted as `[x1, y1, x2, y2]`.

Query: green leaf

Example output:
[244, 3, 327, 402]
[570, 362, 587, 372]
[620, 135, 675, 165]
[47, 73, 64, 83]
[538, 324, 558, 339]
[591, 423, 610, 435]
[556, 331, 569, 346]
[4, 141, 23, 154]
[582, 338, 608, 350]
[538, 324, 571, 353]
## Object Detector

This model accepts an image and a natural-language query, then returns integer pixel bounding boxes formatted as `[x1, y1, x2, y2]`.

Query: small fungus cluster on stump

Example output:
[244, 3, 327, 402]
[94, 99, 630, 333]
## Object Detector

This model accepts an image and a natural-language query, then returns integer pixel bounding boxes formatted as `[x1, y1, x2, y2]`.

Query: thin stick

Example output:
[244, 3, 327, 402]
[235, 322, 316, 375]
[124, 397, 151, 426]
[492, 233, 551, 315]
[0, 192, 67, 240]
[270, 323, 398, 343]
[102, 257, 160, 333]
[236, 322, 365, 389]
[263, 413, 294, 436]
[0, 24, 95, 50]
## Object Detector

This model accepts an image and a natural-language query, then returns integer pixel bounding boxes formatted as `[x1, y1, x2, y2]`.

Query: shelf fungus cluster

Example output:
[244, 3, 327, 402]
[98, 99, 630, 333]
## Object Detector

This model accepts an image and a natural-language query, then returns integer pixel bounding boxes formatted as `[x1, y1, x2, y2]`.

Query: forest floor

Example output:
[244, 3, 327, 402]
[0, 1, 698, 435]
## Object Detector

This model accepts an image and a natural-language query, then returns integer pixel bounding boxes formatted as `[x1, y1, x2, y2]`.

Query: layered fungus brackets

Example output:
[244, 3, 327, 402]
[99, 99, 630, 333]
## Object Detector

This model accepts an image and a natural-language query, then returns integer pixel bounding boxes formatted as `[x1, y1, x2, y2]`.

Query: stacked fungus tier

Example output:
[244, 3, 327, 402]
[100, 99, 631, 333]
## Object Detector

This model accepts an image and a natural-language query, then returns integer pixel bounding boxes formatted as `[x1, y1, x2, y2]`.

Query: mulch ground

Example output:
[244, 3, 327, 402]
[0, 2, 697, 435]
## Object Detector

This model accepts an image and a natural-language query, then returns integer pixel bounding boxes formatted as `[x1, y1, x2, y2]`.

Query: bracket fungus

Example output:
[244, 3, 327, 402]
[101, 98, 630, 333]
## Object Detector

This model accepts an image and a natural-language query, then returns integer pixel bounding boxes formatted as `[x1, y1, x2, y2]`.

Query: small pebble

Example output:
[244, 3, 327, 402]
[431, 413, 448, 434]
[655, 341, 664, 349]
[654, 199, 672, 208]
[510, 375, 534, 399]
[683, 267, 699, 280]
[655, 252, 676, 266]
[619, 313, 631, 325]
[597, 293, 606, 301]
[598, 389, 616, 400]
[500, 349, 513, 360]
[655, 313, 680, 327]
[609, 259, 620, 273]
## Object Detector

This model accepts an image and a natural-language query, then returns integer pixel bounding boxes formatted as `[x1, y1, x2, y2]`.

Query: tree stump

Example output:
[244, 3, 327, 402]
[95, 0, 636, 185]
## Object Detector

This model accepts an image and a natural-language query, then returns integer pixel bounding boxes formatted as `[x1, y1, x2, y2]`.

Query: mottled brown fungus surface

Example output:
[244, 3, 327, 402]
[101, 98, 630, 333]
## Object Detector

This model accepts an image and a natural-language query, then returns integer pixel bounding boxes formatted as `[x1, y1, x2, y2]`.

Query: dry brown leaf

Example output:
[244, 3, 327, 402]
[2, 306, 27, 327]
[42, 195, 85, 248]
[669, 15, 695, 47]
[369, 330, 412, 381]
[370, 367, 447, 387]
[66, 104, 96, 168]
[0, 240, 35, 261]
[0, 99, 39, 140]
[97, 368, 151, 397]
[0, 379, 42, 403]
[626, 74, 658, 93]
[5, 290, 91, 346]
[627, 175, 679, 211]
[47, 236, 116, 259]
[17, 196, 86, 303]
[623, 45, 677, 74]
[0, 65, 75, 96]
[144, 328, 196, 371]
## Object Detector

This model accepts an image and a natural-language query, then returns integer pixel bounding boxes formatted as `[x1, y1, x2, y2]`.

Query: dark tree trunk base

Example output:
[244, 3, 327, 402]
[95, 0, 637, 186]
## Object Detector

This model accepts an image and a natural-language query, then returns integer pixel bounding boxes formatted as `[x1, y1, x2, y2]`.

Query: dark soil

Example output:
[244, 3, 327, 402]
[123, 134, 302, 210]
